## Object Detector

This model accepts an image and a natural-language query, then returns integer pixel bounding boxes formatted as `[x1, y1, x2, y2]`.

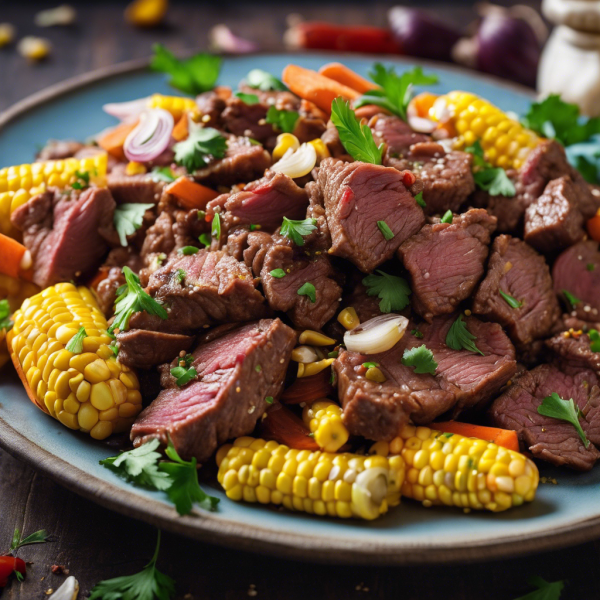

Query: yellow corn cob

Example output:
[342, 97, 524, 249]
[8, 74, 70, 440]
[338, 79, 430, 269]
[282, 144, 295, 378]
[216, 437, 405, 520]
[302, 400, 349, 452]
[389, 424, 538, 512]
[7, 282, 142, 440]
[147, 94, 197, 119]
[0, 154, 108, 237]
[433, 91, 541, 170]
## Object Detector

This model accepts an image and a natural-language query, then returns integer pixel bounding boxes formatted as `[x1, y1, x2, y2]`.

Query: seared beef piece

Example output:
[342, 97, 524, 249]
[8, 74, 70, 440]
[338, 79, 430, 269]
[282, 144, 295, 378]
[293, 113, 327, 144]
[399, 209, 496, 320]
[524, 177, 587, 253]
[321, 122, 352, 160]
[221, 97, 276, 144]
[196, 90, 227, 128]
[546, 331, 600, 375]
[553, 241, 600, 322]
[387, 142, 475, 216]
[193, 137, 271, 187]
[370, 114, 430, 156]
[95, 267, 125, 318]
[490, 365, 600, 471]
[36, 139, 84, 161]
[107, 174, 165, 206]
[140, 211, 176, 261]
[224, 227, 251, 261]
[131, 319, 296, 462]
[335, 314, 516, 440]
[317, 158, 425, 272]
[237, 85, 300, 111]
[243, 230, 273, 277]
[117, 330, 194, 369]
[129, 250, 267, 334]
[260, 234, 342, 330]
[303, 181, 331, 250]
[473, 235, 560, 348]
[471, 186, 522, 233]
[11, 187, 115, 288]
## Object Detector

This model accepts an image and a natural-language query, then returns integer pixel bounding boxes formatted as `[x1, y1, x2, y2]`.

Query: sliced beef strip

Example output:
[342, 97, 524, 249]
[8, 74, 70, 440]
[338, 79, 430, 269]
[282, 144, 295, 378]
[107, 164, 165, 205]
[11, 186, 116, 288]
[399, 208, 496, 321]
[260, 234, 342, 330]
[303, 180, 331, 250]
[387, 142, 475, 216]
[195, 89, 228, 128]
[472, 235, 561, 348]
[221, 97, 277, 144]
[317, 158, 425, 272]
[128, 250, 267, 334]
[36, 139, 84, 161]
[545, 331, 600, 375]
[370, 114, 430, 156]
[490, 364, 600, 471]
[553, 240, 600, 322]
[243, 230, 273, 277]
[117, 329, 194, 369]
[131, 318, 296, 463]
[224, 227, 252, 261]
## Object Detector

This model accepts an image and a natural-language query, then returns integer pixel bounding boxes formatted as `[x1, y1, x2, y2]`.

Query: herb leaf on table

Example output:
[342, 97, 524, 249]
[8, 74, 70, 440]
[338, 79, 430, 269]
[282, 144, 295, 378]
[512, 576, 566, 600]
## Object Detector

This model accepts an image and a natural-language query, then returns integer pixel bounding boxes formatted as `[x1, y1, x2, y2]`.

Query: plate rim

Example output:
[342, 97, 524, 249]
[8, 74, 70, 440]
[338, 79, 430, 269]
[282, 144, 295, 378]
[2, 52, 588, 566]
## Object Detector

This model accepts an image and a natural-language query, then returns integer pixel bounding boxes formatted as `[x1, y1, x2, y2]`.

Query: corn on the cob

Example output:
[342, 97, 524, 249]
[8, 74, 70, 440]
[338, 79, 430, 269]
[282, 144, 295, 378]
[147, 94, 197, 119]
[302, 400, 349, 452]
[432, 91, 541, 170]
[7, 283, 142, 440]
[216, 437, 405, 520]
[0, 154, 108, 237]
[387, 424, 538, 512]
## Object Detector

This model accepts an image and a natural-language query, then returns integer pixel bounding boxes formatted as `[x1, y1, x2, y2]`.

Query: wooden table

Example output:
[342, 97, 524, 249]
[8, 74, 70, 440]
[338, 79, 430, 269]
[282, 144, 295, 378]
[3, 2, 599, 598]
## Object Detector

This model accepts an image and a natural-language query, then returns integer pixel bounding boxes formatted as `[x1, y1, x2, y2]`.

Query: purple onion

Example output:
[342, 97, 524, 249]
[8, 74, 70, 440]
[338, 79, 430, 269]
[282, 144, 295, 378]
[103, 97, 149, 121]
[388, 7, 462, 62]
[208, 24, 258, 54]
[124, 108, 174, 163]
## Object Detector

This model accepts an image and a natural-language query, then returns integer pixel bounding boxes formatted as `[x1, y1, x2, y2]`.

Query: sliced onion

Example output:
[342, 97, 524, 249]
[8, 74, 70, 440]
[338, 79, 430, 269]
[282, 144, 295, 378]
[209, 24, 259, 54]
[271, 143, 317, 179]
[124, 108, 174, 163]
[103, 97, 150, 121]
[344, 314, 408, 355]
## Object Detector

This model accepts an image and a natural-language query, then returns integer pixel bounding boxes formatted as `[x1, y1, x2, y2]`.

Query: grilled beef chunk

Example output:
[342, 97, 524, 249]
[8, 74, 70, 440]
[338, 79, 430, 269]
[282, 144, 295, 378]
[321, 122, 352, 160]
[335, 314, 516, 440]
[117, 330, 194, 369]
[370, 114, 430, 156]
[222, 97, 277, 144]
[131, 319, 296, 462]
[473, 235, 560, 348]
[36, 139, 84, 161]
[317, 158, 425, 272]
[399, 208, 496, 320]
[546, 331, 600, 375]
[303, 181, 331, 250]
[11, 187, 115, 288]
[553, 241, 600, 322]
[193, 136, 271, 187]
[387, 142, 475, 215]
[129, 250, 267, 334]
[490, 365, 600, 471]
[196, 90, 228, 128]
[243, 230, 273, 277]
[107, 165, 165, 205]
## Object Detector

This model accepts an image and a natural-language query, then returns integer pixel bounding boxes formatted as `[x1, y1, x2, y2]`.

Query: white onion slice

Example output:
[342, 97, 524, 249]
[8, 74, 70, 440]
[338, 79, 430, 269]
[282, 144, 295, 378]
[344, 314, 408, 355]
[103, 97, 150, 121]
[48, 576, 79, 600]
[271, 143, 317, 179]
[123, 108, 174, 163]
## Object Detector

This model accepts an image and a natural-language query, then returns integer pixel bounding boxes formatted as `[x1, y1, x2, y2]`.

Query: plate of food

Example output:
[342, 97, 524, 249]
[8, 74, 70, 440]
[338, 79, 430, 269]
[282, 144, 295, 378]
[2, 49, 600, 565]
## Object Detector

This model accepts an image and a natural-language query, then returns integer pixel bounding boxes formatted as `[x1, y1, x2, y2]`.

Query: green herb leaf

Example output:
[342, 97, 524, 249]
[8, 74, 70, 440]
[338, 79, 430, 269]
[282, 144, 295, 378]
[377, 220, 394, 241]
[587, 262, 596, 272]
[563, 289, 581, 308]
[402, 345, 438, 375]
[512, 576, 565, 600]
[362, 361, 379, 369]
[235, 92, 260, 105]
[151, 166, 177, 182]
[445, 314, 483, 355]
[170, 365, 197, 387]
[65, 327, 87, 354]
[297, 282, 316, 303]
[71, 170, 90, 190]
[110, 266, 168, 333]
[255, 364, 262, 373]
[538, 392, 590, 448]
[160, 439, 220, 514]
[328, 350, 339, 358]
[10, 528, 50, 552]
[500, 289, 523, 309]
[330, 98, 383, 165]
[89, 530, 176, 600]
[175, 269, 186, 284]
[246, 69, 287, 91]
[265, 396, 274, 404]
[109, 343, 119, 357]
[211, 212, 221, 240]
[0, 299, 13, 331]
[441, 210, 453, 224]
[199, 233, 211, 247]
[197, 210, 206, 220]
[265, 106, 299, 133]
[249, 224, 260, 231]
[280, 217, 317, 246]
[589, 329, 600, 352]
[270, 268, 286, 278]
[362, 270, 411, 313]
[174, 126, 227, 172]
[114, 203, 154, 247]
[151, 43, 221, 95]
[465, 141, 516, 197]
[178, 246, 199, 255]
[411, 329, 423, 339]
[414, 191, 426, 208]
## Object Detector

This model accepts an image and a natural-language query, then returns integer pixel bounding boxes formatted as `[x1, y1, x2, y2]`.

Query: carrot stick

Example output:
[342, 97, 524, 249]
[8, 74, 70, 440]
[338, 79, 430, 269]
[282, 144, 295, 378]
[257, 404, 320, 450]
[318, 62, 378, 94]
[587, 213, 600, 242]
[431, 421, 520, 452]
[280, 369, 334, 404]
[282, 64, 359, 114]
[97, 120, 139, 161]
[165, 177, 220, 210]
[172, 114, 189, 142]
[0, 233, 32, 281]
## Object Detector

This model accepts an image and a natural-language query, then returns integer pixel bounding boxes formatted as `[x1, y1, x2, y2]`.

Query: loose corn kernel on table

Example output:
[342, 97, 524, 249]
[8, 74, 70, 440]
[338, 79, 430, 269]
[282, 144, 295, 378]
[5, 1, 600, 599]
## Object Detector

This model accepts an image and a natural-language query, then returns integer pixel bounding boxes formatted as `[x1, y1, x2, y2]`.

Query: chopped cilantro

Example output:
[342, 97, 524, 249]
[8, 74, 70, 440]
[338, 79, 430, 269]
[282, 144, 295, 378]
[328, 350, 339, 358]
[362, 270, 411, 313]
[411, 329, 423, 339]
[415, 191, 426, 208]
[563, 289, 581, 308]
[377, 220, 394, 241]
[499, 289, 523, 309]
[174, 126, 227, 172]
[362, 361, 379, 369]
[211, 212, 221, 241]
[587, 263, 596, 272]
[179, 246, 199, 255]
[255, 364, 262, 373]
[199, 233, 211, 247]
[151, 166, 177, 182]
[270, 268, 286, 278]
[235, 91, 260, 105]
[297, 282, 316, 303]
[280, 216, 317, 246]
[249, 223, 261, 231]
[265, 396, 274, 404]
[465, 141, 516, 197]
[445, 314, 483, 355]
[108, 343, 119, 357]
[246, 69, 287, 91]
[265, 106, 299, 133]
[401, 345, 437, 375]
[0, 299, 12, 331]
[170, 365, 197, 387]
[175, 268, 186, 284]
[538, 392, 589, 448]
[71, 170, 90, 190]
[65, 327, 87, 354]
[114, 203, 154, 247]
[589, 329, 600, 352]
[441, 210, 453, 224]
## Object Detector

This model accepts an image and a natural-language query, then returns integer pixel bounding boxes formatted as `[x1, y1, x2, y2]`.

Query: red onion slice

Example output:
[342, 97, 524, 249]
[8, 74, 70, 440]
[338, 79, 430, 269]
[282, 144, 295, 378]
[103, 97, 150, 121]
[124, 108, 174, 163]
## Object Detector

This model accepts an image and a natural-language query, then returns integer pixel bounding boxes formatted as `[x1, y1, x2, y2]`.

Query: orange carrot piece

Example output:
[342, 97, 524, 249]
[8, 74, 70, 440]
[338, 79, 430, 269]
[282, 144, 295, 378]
[431, 421, 520, 452]
[0, 233, 31, 280]
[258, 404, 320, 450]
[282, 64, 359, 114]
[587, 213, 600, 242]
[165, 177, 220, 210]
[318, 62, 378, 95]
[172, 114, 189, 142]
[88, 266, 110, 292]
[97, 120, 139, 161]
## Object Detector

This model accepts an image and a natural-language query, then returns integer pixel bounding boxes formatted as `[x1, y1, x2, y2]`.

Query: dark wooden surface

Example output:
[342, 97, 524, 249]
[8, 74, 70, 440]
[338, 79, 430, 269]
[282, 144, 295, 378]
[4, 2, 599, 599]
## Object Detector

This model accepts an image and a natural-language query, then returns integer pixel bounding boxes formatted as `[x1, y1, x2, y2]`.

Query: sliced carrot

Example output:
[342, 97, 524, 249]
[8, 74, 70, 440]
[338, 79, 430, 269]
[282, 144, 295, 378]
[0, 233, 32, 281]
[409, 92, 439, 119]
[97, 120, 139, 161]
[280, 369, 334, 404]
[431, 421, 520, 452]
[587, 213, 600, 242]
[165, 177, 220, 210]
[318, 62, 378, 95]
[257, 404, 320, 450]
[282, 64, 359, 114]
[172, 113, 189, 142]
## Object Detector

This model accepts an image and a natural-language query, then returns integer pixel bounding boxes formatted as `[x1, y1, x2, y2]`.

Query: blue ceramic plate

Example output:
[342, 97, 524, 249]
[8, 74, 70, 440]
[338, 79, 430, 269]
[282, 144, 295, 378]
[1, 53, 598, 565]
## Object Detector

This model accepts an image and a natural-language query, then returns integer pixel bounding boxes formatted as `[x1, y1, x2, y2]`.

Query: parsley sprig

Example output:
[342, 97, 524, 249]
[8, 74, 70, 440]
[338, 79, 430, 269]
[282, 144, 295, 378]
[513, 576, 565, 600]
[362, 270, 411, 313]
[174, 125, 228, 173]
[562, 289, 580, 309]
[537, 392, 590, 448]
[445, 314, 483, 355]
[10, 528, 50, 553]
[71, 170, 90, 190]
[0, 299, 13, 331]
[589, 329, 600, 352]
[465, 141, 516, 197]
[265, 106, 299, 133]
[402, 345, 438, 375]
[330, 98, 383, 165]
[235, 91, 260, 105]
[171, 352, 197, 387]
[280, 217, 317, 246]
[114, 203, 154, 247]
